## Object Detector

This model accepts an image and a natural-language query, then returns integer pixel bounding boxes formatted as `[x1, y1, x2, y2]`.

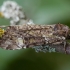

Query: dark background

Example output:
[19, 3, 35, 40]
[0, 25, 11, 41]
[0, 0, 70, 70]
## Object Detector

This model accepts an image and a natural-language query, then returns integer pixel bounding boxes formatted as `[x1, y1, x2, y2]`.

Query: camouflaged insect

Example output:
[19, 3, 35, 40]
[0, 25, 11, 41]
[0, 23, 70, 53]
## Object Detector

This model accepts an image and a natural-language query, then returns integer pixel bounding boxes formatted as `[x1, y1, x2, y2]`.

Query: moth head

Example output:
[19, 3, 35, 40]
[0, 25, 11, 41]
[66, 29, 70, 39]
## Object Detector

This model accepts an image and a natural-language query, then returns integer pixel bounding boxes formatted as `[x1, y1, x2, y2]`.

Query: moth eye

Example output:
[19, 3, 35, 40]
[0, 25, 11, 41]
[0, 28, 5, 37]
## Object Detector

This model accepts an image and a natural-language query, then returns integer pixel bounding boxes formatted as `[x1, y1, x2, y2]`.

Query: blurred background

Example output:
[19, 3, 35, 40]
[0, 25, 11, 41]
[0, 0, 70, 70]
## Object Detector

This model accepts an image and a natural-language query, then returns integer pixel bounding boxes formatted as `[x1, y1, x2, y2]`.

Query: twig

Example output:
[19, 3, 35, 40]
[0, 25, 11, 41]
[0, 23, 70, 54]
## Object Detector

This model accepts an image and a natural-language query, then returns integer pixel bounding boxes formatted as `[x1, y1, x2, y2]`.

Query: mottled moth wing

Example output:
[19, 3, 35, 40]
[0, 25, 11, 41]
[0, 23, 70, 51]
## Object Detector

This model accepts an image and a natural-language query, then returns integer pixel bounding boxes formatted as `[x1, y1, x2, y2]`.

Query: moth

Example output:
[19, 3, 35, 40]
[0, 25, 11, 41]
[0, 23, 70, 53]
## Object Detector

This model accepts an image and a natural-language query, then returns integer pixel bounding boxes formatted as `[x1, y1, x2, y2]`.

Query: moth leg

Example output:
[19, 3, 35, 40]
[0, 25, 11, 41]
[63, 41, 67, 54]
[52, 41, 67, 54]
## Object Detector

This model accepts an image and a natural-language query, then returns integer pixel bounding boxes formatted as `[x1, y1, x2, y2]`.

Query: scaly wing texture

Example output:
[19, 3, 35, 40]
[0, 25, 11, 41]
[0, 23, 70, 53]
